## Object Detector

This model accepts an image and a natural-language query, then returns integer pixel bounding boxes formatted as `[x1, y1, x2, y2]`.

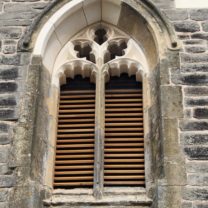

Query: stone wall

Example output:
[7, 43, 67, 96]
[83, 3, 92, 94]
[0, 0, 207, 207]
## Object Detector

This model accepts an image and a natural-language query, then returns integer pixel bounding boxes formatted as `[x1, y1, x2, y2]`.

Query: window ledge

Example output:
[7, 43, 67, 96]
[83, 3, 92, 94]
[44, 188, 152, 207]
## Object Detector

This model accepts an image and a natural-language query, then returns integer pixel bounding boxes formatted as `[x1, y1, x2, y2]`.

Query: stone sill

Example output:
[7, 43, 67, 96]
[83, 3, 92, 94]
[44, 187, 152, 206]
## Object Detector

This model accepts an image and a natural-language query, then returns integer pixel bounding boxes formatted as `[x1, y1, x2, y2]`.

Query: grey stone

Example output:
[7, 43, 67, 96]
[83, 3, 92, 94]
[0, 123, 9, 133]
[0, 54, 21, 65]
[190, 9, 208, 21]
[183, 39, 206, 45]
[193, 202, 208, 208]
[0, 28, 21, 39]
[0, 19, 32, 27]
[185, 46, 206, 53]
[0, 96, 16, 107]
[183, 187, 208, 200]
[0, 202, 8, 208]
[3, 45, 16, 54]
[0, 82, 17, 93]
[202, 21, 208, 32]
[0, 176, 15, 188]
[194, 108, 208, 119]
[172, 74, 208, 86]
[184, 147, 208, 160]
[181, 63, 208, 73]
[174, 21, 200, 32]
[180, 120, 208, 131]
[163, 9, 188, 21]
[185, 97, 208, 106]
[184, 87, 208, 96]
[177, 34, 190, 40]
[0, 134, 11, 145]
[181, 133, 208, 145]
[0, 146, 9, 163]
[0, 165, 12, 175]
[161, 86, 183, 118]
[0, 189, 9, 202]
[188, 174, 208, 186]
[182, 201, 193, 208]
[0, 66, 18, 80]
[187, 161, 208, 173]
[192, 33, 208, 40]
[181, 53, 208, 63]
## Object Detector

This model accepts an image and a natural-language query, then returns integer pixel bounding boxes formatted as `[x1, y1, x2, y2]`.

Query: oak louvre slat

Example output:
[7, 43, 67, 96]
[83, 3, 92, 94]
[54, 77, 95, 189]
[104, 74, 145, 187]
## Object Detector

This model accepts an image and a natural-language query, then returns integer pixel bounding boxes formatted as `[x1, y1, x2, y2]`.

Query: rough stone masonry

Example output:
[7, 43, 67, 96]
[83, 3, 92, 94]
[0, 0, 208, 207]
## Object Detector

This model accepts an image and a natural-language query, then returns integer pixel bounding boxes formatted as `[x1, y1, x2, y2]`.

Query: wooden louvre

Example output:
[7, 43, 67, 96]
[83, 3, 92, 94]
[104, 74, 145, 187]
[54, 76, 95, 189]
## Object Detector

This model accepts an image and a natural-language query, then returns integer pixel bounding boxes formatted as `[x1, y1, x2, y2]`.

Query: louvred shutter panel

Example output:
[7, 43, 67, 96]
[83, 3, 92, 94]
[54, 76, 95, 189]
[104, 74, 145, 187]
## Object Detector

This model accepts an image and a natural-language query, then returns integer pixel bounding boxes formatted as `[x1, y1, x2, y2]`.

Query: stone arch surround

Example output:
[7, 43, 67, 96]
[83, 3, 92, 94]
[10, 0, 186, 208]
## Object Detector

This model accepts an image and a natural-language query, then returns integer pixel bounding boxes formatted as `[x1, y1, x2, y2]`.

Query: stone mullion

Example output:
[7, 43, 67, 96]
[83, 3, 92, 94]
[93, 69, 105, 199]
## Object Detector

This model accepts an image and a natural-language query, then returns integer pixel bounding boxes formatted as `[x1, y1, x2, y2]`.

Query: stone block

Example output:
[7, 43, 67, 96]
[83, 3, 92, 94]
[0, 54, 21, 65]
[182, 201, 193, 208]
[181, 63, 208, 73]
[174, 21, 200, 32]
[183, 187, 208, 200]
[0, 123, 9, 133]
[184, 87, 208, 96]
[0, 202, 8, 208]
[180, 120, 208, 131]
[181, 133, 208, 145]
[191, 33, 208, 40]
[184, 147, 208, 160]
[193, 202, 208, 208]
[0, 27, 21, 39]
[2, 45, 16, 54]
[0, 134, 10, 145]
[188, 174, 208, 186]
[194, 108, 208, 119]
[190, 9, 208, 21]
[163, 9, 188, 21]
[183, 39, 206, 45]
[0, 176, 15, 188]
[0, 66, 18, 79]
[202, 21, 208, 32]
[0, 189, 9, 202]
[185, 46, 206, 53]
[172, 74, 208, 86]
[185, 97, 208, 106]
[0, 96, 16, 107]
[187, 161, 208, 173]
[0, 164, 12, 175]
[0, 109, 16, 120]
[181, 53, 208, 63]
[161, 86, 183, 118]
[0, 146, 9, 163]
[0, 82, 17, 93]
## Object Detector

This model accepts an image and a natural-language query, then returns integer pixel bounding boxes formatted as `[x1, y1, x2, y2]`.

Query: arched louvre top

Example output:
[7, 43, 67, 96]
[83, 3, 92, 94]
[33, 0, 180, 74]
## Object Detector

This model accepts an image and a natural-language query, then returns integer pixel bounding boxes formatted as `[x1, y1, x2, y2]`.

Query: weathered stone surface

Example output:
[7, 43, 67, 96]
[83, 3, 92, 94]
[0, 109, 16, 120]
[180, 120, 208, 131]
[0, 146, 9, 163]
[181, 63, 208, 72]
[172, 74, 208, 86]
[0, 134, 10, 145]
[0, 123, 9, 133]
[184, 87, 208, 96]
[0, 82, 17, 93]
[184, 147, 208, 160]
[0, 27, 21, 39]
[0, 54, 21, 65]
[0, 202, 8, 208]
[182, 201, 193, 208]
[161, 86, 183, 118]
[191, 33, 208, 40]
[194, 108, 208, 119]
[0, 176, 15, 188]
[2, 45, 16, 54]
[202, 21, 208, 32]
[163, 9, 188, 21]
[0, 66, 18, 80]
[0, 189, 9, 202]
[187, 161, 208, 173]
[0, 164, 12, 175]
[185, 98, 208, 106]
[183, 39, 206, 45]
[190, 9, 208, 21]
[181, 133, 208, 145]
[174, 21, 200, 33]
[181, 53, 208, 63]
[188, 174, 208, 186]
[0, 96, 16, 107]
[185, 46, 206, 53]
[183, 187, 208, 200]
[193, 202, 208, 208]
